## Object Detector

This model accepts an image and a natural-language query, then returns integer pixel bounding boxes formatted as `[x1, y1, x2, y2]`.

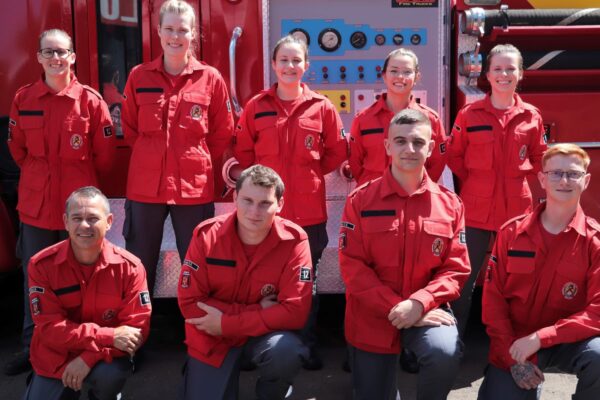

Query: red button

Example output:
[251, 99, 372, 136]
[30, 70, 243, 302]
[375, 65, 382, 71]
[340, 95, 346, 100]
[340, 66, 346, 72]
[322, 66, 328, 72]
[358, 94, 365, 101]
[358, 66, 364, 72]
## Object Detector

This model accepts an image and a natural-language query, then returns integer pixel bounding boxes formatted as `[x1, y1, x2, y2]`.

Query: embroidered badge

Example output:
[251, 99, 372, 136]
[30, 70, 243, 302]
[432, 238, 444, 256]
[519, 144, 527, 161]
[29, 286, 45, 294]
[70, 134, 83, 150]
[339, 232, 347, 250]
[102, 309, 116, 321]
[453, 124, 461, 132]
[31, 297, 41, 315]
[183, 259, 199, 271]
[562, 282, 578, 300]
[439, 142, 447, 154]
[190, 104, 202, 120]
[341, 221, 355, 230]
[459, 230, 467, 244]
[485, 265, 492, 282]
[139, 291, 151, 306]
[305, 134, 315, 150]
[226, 100, 232, 113]
[103, 125, 113, 138]
[300, 267, 312, 282]
[181, 271, 191, 288]
[261, 283, 277, 297]
[9, 118, 16, 126]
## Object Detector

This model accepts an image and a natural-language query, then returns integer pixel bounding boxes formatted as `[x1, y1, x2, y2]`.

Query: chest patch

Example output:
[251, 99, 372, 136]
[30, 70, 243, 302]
[70, 134, 83, 150]
[519, 144, 527, 161]
[102, 309, 116, 321]
[261, 283, 277, 297]
[190, 104, 202, 120]
[305, 134, 315, 150]
[432, 238, 444, 256]
[562, 282, 578, 300]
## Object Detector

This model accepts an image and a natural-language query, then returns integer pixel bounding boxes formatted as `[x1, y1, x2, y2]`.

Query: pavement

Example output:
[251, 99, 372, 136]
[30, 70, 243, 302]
[0, 269, 576, 400]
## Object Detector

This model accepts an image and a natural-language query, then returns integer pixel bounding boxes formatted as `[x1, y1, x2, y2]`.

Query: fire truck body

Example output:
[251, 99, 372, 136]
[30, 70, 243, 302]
[1, 0, 599, 294]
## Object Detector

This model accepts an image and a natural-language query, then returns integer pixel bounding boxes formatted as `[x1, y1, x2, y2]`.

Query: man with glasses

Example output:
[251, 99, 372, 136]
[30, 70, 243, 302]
[5, 29, 115, 376]
[479, 143, 600, 399]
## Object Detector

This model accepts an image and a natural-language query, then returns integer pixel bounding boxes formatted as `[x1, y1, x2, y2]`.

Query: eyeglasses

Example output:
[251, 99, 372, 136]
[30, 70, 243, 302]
[543, 170, 586, 182]
[38, 48, 72, 59]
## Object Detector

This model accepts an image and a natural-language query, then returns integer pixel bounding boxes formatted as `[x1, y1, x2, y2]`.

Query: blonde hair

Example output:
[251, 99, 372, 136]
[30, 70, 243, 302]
[159, 0, 198, 57]
[543, 143, 590, 170]
[484, 43, 523, 75]
[39, 29, 73, 50]
[383, 48, 419, 74]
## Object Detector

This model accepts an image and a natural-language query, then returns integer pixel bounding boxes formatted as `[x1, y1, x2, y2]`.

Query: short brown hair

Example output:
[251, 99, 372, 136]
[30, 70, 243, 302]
[65, 186, 110, 215]
[390, 108, 431, 129]
[383, 48, 419, 74]
[272, 35, 309, 62]
[484, 43, 523, 75]
[543, 143, 590, 170]
[236, 165, 285, 200]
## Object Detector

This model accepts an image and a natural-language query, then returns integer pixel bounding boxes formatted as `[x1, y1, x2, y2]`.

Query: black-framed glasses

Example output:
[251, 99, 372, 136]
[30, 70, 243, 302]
[38, 48, 73, 59]
[543, 170, 586, 182]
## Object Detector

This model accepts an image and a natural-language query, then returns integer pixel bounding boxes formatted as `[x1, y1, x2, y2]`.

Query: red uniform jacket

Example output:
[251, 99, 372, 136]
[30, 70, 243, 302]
[8, 76, 115, 230]
[448, 94, 547, 231]
[483, 204, 600, 371]
[28, 239, 151, 378]
[339, 168, 470, 354]
[178, 212, 313, 367]
[349, 94, 448, 185]
[233, 83, 347, 226]
[122, 56, 234, 204]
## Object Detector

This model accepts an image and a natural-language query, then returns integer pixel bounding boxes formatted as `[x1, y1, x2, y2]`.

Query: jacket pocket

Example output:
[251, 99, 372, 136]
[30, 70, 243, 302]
[362, 216, 400, 270]
[296, 118, 322, 162]
[548, 261, 586, 312]
[128, 139, 164, 197]
[418, 219, 453, 274]
[465, 131, 494, 170]
[20, 116, 46, 157]
[137, 93, 163, 134]
[17, 161, 47, 218]
[179, 155, 211, 199]
[60, 119, 90, 160]
[254, 117, 279, 158]
[177, 92, 210, 140]
[504, 255, 535, 303]
[293, 169, 325, 220]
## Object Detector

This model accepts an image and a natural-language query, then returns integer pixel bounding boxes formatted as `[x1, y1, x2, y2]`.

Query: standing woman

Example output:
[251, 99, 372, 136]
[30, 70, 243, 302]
[449, 44, 547, 336]
[232, 35, 347, 369]
[5, 29, 115, 375]
[349, 48, 448, 186]
[121, 0, 233, 296]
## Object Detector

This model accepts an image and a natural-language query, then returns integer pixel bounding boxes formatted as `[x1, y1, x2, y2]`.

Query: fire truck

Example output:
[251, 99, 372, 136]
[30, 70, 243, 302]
[1, 0, 599, 295]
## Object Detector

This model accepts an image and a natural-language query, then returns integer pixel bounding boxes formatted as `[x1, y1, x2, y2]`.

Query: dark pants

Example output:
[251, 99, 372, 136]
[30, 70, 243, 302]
[123, 200, 214, 296]
[478, 336, 600, 400]
[17, 223, 68, 350]
[451, 226, 495, 337]
[180, 331, 307, 400]
[350, 320, 463, 400]
[23, 357, 133, 400]
[299, 222, 328, 351]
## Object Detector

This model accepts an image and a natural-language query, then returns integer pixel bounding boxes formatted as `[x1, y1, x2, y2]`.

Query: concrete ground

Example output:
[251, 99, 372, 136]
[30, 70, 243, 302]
[0, 269, 576, 400]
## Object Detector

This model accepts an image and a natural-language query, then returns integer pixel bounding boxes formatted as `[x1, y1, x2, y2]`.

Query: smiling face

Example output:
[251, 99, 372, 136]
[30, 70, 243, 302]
[271, 42, 309, 87]
[539, 154, 590, 206]
[158, 11, 195, 61]
[486, 51, 522, 96]
[63, 195, 112, 259]
[37, 33, 75, 79]
[382, 54, 419, 97]
[385, 121, 433, 174]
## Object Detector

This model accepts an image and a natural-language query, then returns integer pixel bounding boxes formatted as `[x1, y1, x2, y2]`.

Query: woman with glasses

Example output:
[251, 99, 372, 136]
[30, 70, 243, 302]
[448, 44, 547, 337]
[349, 48, 448, 186]
[5, 28, 115, 376]
[121, 0, 233, 297]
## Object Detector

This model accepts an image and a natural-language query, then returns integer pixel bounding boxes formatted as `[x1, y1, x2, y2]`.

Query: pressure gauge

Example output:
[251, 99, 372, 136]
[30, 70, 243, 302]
[374, 34, 386, 46]
[318, 28, 342, 52]
[290, 28, 310, 45]
[393, 34, 404, 45]
[350, 31, 367, 49]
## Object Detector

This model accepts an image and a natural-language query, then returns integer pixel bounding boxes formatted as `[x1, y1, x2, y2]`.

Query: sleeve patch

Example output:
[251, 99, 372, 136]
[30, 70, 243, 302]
[31, 297, 41, 315]
[181, 271, 191, 288]
[341, 221, 355, 230]
[7, 126, 11, 141]
[300, 266, 312, 282]
[459, 230, 466, 244]
[489, 254, 497, 265]
[183, 259, 199, 271]
[29, 286, 45, 294]
[9, 118, 16, 126]
[339, 232, 347, 250]
[439, 142, 447, 154]
[226, 100, 232, 113]
[103, 125, 113, 138]
[139, 291, 151, 306]
[453, 124, 461, 132]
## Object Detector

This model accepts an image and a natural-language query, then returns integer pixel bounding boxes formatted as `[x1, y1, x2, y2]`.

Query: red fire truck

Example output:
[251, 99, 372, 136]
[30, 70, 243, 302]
[1, 0, 599, 295]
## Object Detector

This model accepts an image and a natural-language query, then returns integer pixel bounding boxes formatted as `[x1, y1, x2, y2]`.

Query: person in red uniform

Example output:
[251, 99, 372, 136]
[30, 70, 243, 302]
[6, 29, 115, 375]
[448, 44, 547, 336]
[479, 144, 600, 399]
[121, 0, 234, 297]
[178, 165, 312, 399]
[23, 186, 151, 400]
[339, 109, 470, 399]
[231, 35, 347, 369]
[349, 48, 448, 186]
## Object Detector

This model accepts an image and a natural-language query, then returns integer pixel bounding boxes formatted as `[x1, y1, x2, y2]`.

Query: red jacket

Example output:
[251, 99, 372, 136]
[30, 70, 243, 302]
[122, 56, 234, 204]
[482, 204, 600, 371]
[178, 212, 312, 367]
[339, 168, 470, 354]
[448, 94, 547, 231]
[349, 94, 448, 185]
[8, 76, 115, 230]
[233, 84, 347, 226]
[28, 239, 151, 378]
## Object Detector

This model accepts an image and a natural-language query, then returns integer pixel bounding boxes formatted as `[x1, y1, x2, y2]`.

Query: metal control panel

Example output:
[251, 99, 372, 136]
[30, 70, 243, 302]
[266, 0, 450, 293]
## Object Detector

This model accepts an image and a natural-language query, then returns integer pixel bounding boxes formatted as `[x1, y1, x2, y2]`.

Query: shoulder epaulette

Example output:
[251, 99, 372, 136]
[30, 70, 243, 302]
[82, 84, 104, 100]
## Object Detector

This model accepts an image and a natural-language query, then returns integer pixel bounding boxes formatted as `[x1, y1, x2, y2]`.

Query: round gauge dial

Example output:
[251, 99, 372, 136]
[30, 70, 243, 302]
[374, 34, 386, 46]
[318, 28, 342, 52]
[290, 28, 310, 46]
[393, 34, 404, 46]
[350, 31, 367, 49]
[411, 34, 422, 45]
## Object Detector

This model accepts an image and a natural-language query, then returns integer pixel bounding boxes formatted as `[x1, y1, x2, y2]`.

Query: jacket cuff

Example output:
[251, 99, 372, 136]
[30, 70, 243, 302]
[96, 327, 115, 347]
[79, 351, 102, 369]
[409, 289, 435, 313]
[220, 314, 236, 337]
[536, 326, 558, 348]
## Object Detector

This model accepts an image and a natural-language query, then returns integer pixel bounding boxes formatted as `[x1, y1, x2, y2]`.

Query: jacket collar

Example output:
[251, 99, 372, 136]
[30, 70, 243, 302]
[217, 211, 295, 243]
[518, 202, 587, 238]
[148, 55, 206, 76]
[379, 167, 441, 199]
[55, 239, 124, 267]
[262, 82, 325, 103]
[35, 73, 82, 100]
